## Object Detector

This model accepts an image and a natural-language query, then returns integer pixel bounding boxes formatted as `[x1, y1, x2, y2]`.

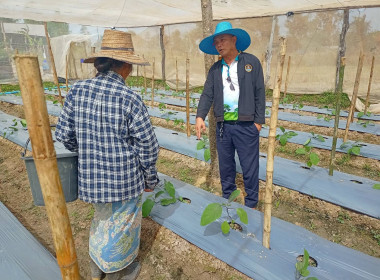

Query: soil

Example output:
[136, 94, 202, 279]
[0, 94, 380, 280]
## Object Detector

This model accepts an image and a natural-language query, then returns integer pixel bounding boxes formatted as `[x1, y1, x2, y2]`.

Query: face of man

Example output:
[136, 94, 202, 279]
[213, 34, 237, 57]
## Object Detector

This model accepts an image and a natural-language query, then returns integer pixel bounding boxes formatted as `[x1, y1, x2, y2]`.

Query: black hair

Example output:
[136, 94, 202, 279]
[94, 57, 125, 74]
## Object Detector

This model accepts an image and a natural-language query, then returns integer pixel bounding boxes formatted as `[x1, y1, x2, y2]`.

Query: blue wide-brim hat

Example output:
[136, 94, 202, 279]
[199, 21, 251, 55]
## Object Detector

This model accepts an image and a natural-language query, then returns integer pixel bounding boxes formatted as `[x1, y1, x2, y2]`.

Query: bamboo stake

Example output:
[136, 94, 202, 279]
[44, 22, 63, 106]
[329, 57, 346, 176]
[343, 51, 364, 142]
[364, 56, 375, 114]
[143, 55, 147, 95]
[201, 0, 219, 178]
[65, 54, 69, 91]
[151, 58, 155, 107]
[14, 54, 79, 280]
[263, 37, 287, 249]
[265, 16, 277, 89]
[283, 56, 291, 98]
[176, 58, 179, 92]
[186, 58, 190, 137]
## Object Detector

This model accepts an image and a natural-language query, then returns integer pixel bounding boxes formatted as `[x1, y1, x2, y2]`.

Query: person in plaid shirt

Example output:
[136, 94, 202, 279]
[55, 29, 159, 280]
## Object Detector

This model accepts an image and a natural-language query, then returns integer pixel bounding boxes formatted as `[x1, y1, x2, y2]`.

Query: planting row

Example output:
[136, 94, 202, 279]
[1, 95, 379, 161]
[1, 110, 379, 219]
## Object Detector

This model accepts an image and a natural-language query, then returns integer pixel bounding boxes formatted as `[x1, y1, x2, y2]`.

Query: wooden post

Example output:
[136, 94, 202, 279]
[160, 25, 166, 82]
[186, 58, 190, 137]
[65, 54, 69, 91]
[14, 54, 80, 280]
[263, 38, 287, 249]
[335, 9, 349, 93]
[283, 56, 291, 98]
[343, 51, 364, 142]
[364, 56, 375, 114]
[151, 58, 155, 107]
[201, 0, 219, 178]
[265, 16, 277, 89]
[176, 58, 179, 92]
[143, 56, 147, 95]
[44, 22, 63, 106]
[329, 57, 346, 176]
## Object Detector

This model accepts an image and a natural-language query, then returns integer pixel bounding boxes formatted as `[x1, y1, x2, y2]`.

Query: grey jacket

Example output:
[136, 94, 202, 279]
[196, 52, 265, 124]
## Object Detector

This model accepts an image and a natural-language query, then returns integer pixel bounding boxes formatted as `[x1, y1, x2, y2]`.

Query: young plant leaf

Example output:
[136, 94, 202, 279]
[155, 190, 165, 199]
[204, 149, 211, 162]
[221, 221, 230, 234]
[160, 197, 177, 206]
[279, 135, 288, 146]
[373, 184, 380, 190]
[142, 198, 155, 217]
[197, 140, 205, 150]
[20, 119, 27, 127]
[280, 126, 285, 133]
[228, 189, 240, 202]
[236, 208, 248, 224]
[200, 203, 222, 226]
[350, 146, 360, 156]
[304, 138, 311, 146]
[164, 181, 176, 198]
[309, 153, 320, 166]
[316, 135, 325, 142]
[296, 148, 306, 155]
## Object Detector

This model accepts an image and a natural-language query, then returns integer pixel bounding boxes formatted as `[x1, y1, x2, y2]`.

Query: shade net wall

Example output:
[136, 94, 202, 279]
[1, 8, 380, 108]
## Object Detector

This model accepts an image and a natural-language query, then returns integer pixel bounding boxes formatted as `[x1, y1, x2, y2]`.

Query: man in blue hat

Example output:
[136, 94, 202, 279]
[196, 21, 265, 209]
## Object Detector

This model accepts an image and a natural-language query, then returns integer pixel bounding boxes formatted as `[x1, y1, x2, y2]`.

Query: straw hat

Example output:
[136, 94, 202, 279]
[199, 21, 251, 55]
[83, 29, 149, 66]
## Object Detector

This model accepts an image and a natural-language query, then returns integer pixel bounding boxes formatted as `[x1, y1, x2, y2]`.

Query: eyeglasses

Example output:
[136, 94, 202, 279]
[226, 68, 235, 91]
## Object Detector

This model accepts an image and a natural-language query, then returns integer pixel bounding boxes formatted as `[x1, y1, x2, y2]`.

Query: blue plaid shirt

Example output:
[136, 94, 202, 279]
[55, 71, 159, 203]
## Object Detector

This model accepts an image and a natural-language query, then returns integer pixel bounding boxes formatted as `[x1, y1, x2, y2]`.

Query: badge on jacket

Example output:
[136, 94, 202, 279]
[245, 64, 252, 72]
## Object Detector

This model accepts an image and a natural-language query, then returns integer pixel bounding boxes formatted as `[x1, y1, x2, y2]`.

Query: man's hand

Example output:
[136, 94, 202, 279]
[254, 123, 262, 132]
[195, 117, 206, 139]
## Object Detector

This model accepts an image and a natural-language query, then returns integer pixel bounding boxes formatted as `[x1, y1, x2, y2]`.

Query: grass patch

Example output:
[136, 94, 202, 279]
[0, 82, 63, 94]
[265, 89, 351, 110]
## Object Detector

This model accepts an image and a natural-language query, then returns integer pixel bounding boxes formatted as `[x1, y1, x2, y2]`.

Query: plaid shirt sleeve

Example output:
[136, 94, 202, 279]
[55, 90, 78, 152]
[127, 96, 160, 189]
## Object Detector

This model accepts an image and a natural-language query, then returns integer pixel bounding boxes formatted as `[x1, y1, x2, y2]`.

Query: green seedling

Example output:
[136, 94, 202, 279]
[2, 119, 27, 139]
[295, 249, 318, 280]
[357, 119, 374, 128]
[276, 126, 298, 146]
[357, 111, 372, 118]
[158, 102, 167, 111]
[191, 98, 197, 109]
[295, 138, 320, 167]
[200, 189, 248, 234]
[317, 114, 332, 122]
[337, 211, 351, 224]
[265, 107, 270, 115]
[310, 132, 325, 142]
[196, 135, 210, 162]
[373, 184, 380, 190]
[340, 141, 362, 156]
[371, 230, 380, 245]
[292, 102, 304, 110]
[142, 180, 184, 218]
[280, 96, 289, 104]
[173, 118, 184, 126]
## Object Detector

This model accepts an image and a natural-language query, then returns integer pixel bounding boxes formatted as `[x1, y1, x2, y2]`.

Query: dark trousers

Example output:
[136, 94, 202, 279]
[216, 121, 260, 208]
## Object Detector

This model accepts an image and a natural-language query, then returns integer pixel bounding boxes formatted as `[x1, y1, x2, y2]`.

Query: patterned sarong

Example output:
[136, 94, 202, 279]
[89, 195, 142, 273]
